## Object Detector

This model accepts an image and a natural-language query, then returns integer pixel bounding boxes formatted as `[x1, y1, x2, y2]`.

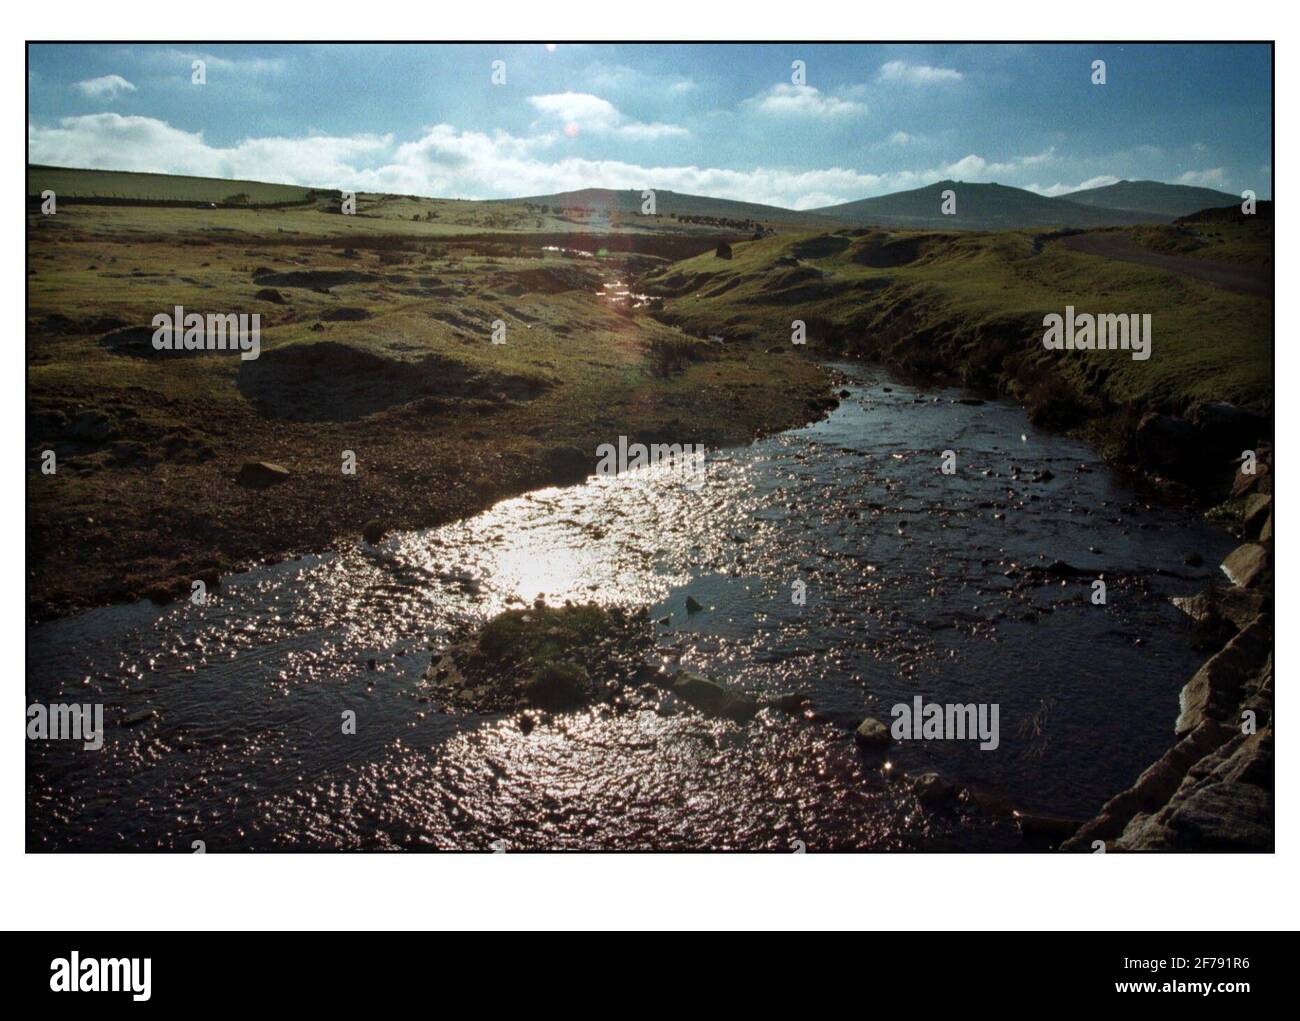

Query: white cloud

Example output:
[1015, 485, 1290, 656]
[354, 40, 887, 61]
[26, 111, 905, 208]
[745, 83, 866, 118]
[526, 91, 687, 140]
[888, 131, 913, 145]
[878, 60, 962, 85]
[941, 149, 1054, 179]
[1023, 175, 1121, 197]
[28, 113, 389, 184]
[73, 75, 136, 100]
[142, 49, 286, 76]
[1176, 167, 1228, 188]
[25, 113, 1118, 212]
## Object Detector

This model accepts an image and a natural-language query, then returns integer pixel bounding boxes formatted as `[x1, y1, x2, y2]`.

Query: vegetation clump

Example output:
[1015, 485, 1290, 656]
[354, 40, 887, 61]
[427, 603, 654, 712]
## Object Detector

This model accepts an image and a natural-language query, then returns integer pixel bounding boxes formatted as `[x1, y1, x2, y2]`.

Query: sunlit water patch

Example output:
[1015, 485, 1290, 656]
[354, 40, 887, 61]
[27, 363, 1234, 850]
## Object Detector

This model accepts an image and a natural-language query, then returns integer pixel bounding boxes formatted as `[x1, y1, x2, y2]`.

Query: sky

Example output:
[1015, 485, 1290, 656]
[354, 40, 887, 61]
[26, 43, 1273, 208]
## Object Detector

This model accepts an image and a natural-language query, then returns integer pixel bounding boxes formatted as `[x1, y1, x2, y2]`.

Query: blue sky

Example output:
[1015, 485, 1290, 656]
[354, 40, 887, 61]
[27, 43, 1272, 207]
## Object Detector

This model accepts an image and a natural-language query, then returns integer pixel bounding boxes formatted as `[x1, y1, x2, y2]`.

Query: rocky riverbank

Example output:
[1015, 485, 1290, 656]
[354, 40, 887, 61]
[1061, 452, 1274, 851]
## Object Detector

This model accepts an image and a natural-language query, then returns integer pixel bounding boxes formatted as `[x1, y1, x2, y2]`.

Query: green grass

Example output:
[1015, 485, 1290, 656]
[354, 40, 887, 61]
[28, 165, 322, 206]
[478, 604, 622, 666]
[646, 225, 1273, 421]
[25, 197, 831, 618]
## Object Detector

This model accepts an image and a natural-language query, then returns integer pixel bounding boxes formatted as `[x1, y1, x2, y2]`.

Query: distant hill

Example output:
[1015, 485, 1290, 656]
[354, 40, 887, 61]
[809, 180, 1158, 230]
[496, 188, 842, 228]
[1061, 179, 1239, 219]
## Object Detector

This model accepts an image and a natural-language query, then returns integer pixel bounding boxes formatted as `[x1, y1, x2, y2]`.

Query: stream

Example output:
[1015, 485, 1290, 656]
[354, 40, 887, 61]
[26, 362, 1235, 851]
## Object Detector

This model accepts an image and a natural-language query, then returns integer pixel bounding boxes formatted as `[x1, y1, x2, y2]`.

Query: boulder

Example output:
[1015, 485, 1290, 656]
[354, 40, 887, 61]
[1062, 718, 1236, 850]
[1189, 401, 1266, 454]
[1231, 460, 1270, 497]
[1176, 615, 1271, 736]
[1243, 493, 1272, 538]
[1017, 812, 1083, 842]
[1221, 542, 1270, 589]
[854, 716, 892, 750]
[671, 672, 758, 722]
[235, 461, 291, 489]
[1172, 587, 1265, 632]
[913, 772, 958, 805]
[1117, 775, 1272, 851]
[540, 445, 590, 484]
[1134, 412, 1199, 481]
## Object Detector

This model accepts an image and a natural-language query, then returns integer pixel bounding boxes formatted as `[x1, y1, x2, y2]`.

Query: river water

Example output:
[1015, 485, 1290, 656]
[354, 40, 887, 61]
[26, 363, 1234, 851]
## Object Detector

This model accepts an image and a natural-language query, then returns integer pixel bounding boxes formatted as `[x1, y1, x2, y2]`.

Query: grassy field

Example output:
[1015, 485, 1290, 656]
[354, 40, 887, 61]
[28, 165, 324, 206]
[643, 223, 1273, 458]
[25, 168, 1273, 618]
[1128, 221, 1275, 269]
[27, 167, 845, 244]
[26, 192, 831, 619]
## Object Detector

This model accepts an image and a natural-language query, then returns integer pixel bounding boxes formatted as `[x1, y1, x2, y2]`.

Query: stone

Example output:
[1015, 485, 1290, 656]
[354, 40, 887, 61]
[671, 672, 758, 723]
[854, 716, 892, 749]
[1231, 459, 1270, 497]
[1171, 586, 1265, 632]
[541, 445, 590, 484]
[1189, 401, 1266, 455]
[1134, 412, 1198, 481]
[1118, 780, 1272, 851]
[1243, 493, 1272, 538]
[1176, 616, 1271, 736]
[1017, 812, 1082, 842]
[1221, 542, 1270, 589]
[913, 772, 958, 805]
[235, 461, 291, 489]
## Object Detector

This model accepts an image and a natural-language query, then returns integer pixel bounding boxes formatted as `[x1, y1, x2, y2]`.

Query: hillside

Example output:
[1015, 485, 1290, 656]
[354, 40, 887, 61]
[1062, 179, 1239, 218]
[809, 181, 1158, 230]
[26, 164, 329, 207]
[495, 187, 844, 229]
[639, 225, 1271, 463]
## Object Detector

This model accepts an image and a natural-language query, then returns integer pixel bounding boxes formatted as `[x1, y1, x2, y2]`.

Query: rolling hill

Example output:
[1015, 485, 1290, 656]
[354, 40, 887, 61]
[26, 164, 1259, 231]
[1060, 179, 1239, 219]
[26, 165, 328, 207]
[809, 180, 1159, 230]
[493, 187, 843, 228]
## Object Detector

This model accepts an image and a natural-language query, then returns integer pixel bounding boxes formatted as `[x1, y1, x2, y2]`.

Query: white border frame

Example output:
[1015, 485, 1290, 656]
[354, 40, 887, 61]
[5, 2, 1291, 931]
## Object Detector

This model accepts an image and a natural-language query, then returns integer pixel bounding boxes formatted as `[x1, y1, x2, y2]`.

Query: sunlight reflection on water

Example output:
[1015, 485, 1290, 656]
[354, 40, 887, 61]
[27, 364, 1235, 851]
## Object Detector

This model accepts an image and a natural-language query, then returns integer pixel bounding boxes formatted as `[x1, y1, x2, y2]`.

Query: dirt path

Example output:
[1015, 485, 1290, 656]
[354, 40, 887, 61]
[1060, 232, 1272, 298]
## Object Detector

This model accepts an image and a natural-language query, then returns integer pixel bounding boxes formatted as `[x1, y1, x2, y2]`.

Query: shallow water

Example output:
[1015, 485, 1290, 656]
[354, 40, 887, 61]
[26, 363, 1234, 851]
